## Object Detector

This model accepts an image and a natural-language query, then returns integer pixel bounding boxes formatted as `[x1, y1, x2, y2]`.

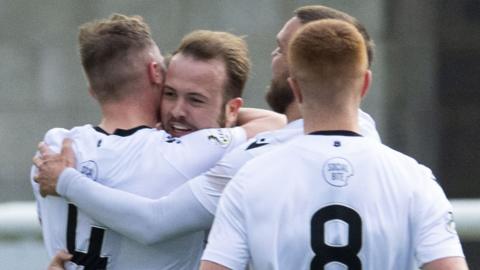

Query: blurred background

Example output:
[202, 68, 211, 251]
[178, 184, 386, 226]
[0, 0, 478, 268]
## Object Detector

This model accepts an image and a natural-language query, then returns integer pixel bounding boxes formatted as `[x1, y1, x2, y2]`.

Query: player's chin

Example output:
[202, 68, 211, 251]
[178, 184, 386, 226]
[170, 128, 195, 137]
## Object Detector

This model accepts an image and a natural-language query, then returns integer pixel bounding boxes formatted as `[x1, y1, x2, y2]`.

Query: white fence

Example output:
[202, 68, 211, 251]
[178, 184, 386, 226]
[449, 199, 480, 241]
[1, 200, 480, 241]
[0, 201, 41, 238]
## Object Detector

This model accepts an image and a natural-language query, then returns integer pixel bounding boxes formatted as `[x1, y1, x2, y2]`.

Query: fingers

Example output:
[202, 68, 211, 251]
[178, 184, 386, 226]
[32, 155, 43, 168]
[58, 250, 73, 261]
[38, 141, 54, 157]
[48, 250, 72, 269]
[39, 187, 48, 198]
[60, 139, 76, 167]
[60, 139, 73, 155]
[37, 180, 59, 198]
[34, 175, 48, 197]
[32, 142, 67, 198]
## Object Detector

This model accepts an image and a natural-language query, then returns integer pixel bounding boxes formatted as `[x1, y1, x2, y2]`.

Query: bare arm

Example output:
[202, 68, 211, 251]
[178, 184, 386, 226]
[200, 260, 231, 270]
[422, 257, 468, 270]
[236, 108, 286, 139]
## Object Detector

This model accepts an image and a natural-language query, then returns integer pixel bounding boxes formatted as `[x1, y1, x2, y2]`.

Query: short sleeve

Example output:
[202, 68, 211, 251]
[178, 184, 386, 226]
[202, 173, 250, 270]
[412, 168, 464, 267]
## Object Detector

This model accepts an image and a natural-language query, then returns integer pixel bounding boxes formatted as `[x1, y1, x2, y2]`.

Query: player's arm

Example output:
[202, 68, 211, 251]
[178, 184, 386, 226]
[413, 166, 467, 268]
[201, 170, 251, 270]
[236, 108, 286, 138]
[421, 257, 468, 270]
[34, 142, 252, 244]
[33, 139, 228, 244]
[32, 129, 252, 244]
[37, 166, 213, 245]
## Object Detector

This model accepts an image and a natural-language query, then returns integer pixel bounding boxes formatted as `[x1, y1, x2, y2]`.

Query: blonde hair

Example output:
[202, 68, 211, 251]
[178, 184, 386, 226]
[78, 14, 156, 102]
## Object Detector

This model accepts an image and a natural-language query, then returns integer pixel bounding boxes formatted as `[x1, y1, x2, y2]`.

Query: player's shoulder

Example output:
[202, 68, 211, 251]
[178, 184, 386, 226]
[377, 142, 424, 167]
[235, 139, 297, 178]
[44, 124, 94, 136]
[43, 127, 69, 142]
[227, 142, 298, 199]
[100, 126, 158, 143]
[175, 127, 247, 149]
[244, 122, 303, 152]
[211, 129, 290, 178]
[358, 109, 381, 142]
[43, 124, 93, 145]
[370, 141, 439, 189]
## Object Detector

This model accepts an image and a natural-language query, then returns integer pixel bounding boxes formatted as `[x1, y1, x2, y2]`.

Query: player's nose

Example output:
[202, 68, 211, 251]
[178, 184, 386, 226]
[170, 99, 187, 118]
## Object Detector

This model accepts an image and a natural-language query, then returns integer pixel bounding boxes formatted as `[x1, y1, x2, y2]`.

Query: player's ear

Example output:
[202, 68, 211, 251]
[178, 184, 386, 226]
[224, 97, 244, 127]
[148, 61, 164, 85]
[288, 76, 303, 104]
[360, 70, 372, 98]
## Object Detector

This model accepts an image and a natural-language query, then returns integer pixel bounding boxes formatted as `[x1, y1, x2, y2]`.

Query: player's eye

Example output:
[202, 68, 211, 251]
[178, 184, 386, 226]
[190, 97, 206, 104]
[163, 89, 176, 98]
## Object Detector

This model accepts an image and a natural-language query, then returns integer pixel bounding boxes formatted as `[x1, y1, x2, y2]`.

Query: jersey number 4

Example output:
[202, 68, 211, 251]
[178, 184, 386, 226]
[311, 204, 362, 270]
[67, 204, 108, 270]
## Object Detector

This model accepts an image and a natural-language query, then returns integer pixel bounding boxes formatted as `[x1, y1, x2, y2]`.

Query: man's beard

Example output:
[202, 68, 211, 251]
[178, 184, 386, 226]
[265, 74, 293, 114]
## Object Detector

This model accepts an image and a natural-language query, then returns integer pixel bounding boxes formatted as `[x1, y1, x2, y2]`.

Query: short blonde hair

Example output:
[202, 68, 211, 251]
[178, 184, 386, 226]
[288, 19, 367, 97]
[78, 14, 156, 102]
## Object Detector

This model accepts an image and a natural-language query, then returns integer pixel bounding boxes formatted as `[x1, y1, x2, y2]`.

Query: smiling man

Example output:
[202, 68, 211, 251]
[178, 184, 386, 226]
[162, 30, 248, 137]
[31, 16, 284, 270]
[37, 6, 383, 270]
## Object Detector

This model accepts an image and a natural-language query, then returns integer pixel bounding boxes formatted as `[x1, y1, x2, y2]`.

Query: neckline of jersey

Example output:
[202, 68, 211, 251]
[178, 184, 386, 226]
[94, 125, 151, 137]
[309, 130, 362, 137]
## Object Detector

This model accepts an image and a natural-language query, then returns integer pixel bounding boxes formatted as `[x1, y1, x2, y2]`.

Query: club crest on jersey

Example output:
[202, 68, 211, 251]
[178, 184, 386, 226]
[322, 158, 354, 187]
[207, 129, 231, 148]
[79, 160, 98, 181]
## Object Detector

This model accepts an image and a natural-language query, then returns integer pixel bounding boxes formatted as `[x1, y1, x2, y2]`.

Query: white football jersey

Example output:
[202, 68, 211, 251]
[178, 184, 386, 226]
[31, 124, 246, 270]
[203, 131, 464, 270]
[49, 111, 380, 248]
[191, 109, 380, 215]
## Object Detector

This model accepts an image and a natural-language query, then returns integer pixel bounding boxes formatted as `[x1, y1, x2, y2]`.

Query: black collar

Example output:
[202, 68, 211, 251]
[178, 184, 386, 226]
[94, 125, 151, 137]
[309, 130, 362, 137]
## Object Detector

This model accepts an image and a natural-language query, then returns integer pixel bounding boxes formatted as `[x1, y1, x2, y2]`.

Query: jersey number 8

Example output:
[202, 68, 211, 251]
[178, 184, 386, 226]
[311, 204, 362, 269]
